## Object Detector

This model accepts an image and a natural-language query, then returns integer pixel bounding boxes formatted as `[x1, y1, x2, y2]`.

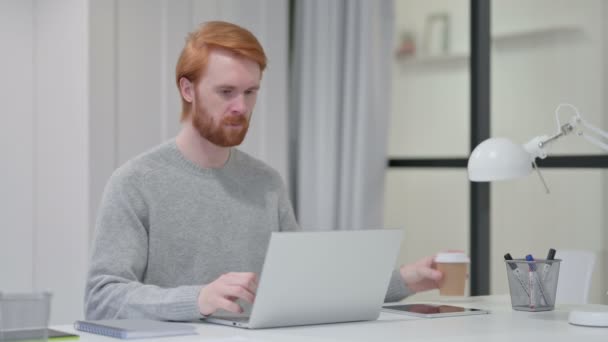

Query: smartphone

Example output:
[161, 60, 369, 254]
[382, 304, 489, 318]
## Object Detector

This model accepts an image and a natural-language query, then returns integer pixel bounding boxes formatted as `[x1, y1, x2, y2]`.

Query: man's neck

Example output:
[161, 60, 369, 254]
[176, 123, 231, 169]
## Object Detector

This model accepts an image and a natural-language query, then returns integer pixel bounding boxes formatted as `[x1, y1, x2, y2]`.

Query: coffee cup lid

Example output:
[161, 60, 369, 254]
[435, 252, 470, 263]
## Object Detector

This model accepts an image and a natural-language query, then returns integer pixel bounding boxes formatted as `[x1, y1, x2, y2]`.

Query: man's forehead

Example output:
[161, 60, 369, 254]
[202, 48, 261, 84]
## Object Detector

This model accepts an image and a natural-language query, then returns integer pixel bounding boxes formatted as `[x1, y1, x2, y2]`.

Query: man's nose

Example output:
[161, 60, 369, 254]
[230, 94, 247, 114]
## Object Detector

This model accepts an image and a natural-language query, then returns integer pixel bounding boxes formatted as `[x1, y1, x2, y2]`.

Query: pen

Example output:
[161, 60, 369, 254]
[541, 249, 556, 304]
[504, 253, 530, 298]
[525, 254, 549, 307]
[524, 254, 536, 308]
[541, 248, 556, 281]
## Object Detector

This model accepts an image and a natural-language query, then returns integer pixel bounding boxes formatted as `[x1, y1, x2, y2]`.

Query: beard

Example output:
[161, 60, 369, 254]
[192, 102, 250, 147]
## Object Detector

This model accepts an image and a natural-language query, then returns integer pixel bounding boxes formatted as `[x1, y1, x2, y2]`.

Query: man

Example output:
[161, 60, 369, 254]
[84, 21, 443, 321]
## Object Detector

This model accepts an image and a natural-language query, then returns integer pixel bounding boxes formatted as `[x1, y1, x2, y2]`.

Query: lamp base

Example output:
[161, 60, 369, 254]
[568, 309, 608, 327]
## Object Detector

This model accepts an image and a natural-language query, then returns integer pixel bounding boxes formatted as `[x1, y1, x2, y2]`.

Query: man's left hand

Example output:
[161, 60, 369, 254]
[399, 255, 443, 293]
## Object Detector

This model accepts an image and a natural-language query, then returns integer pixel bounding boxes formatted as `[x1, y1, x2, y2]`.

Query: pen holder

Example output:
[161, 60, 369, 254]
[505, 259, 561, 312]
[0, 292, 51, 342]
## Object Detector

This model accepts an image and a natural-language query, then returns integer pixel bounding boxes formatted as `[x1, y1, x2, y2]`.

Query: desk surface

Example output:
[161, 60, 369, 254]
[56, 295, 608, 342]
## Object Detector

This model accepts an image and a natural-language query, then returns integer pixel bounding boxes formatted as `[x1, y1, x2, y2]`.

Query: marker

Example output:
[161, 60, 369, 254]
[525, 254, 536, 308]
[546, 248, 556, 260]
[541, 248, 556, 281]
[526, 254, 549, 307]
[504, 253, 530, 297]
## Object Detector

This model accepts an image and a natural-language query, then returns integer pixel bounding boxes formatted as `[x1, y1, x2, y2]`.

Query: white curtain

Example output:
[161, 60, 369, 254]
[292, 0, 395, 230]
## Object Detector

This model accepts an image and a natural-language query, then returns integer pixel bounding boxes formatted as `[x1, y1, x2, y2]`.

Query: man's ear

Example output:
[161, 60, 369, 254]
[179, 77, 194, 103]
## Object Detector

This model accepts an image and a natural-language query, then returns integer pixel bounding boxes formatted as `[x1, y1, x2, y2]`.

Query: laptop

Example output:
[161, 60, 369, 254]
[202, 229, 402, 329]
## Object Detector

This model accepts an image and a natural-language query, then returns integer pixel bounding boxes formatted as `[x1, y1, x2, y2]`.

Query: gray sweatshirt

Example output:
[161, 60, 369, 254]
[84, 140, 410, 321]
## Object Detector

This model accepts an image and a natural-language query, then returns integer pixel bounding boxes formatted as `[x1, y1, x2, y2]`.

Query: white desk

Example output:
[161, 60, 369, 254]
[55, 295, 608, 342]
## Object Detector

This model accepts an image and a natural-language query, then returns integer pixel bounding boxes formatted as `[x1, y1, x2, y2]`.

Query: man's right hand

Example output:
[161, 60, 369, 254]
[198, 272, 258, 316]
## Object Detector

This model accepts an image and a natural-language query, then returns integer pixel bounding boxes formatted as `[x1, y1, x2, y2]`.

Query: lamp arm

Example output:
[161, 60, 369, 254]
[576, 116, 608, 152]
[525, 104, 608, 159]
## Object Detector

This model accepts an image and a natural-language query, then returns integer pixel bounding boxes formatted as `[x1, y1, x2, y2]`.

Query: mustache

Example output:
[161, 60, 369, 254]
[222, 115, 248, 125]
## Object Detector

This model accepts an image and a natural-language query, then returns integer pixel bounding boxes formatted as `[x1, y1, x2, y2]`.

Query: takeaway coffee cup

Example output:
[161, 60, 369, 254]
[435, 252, 469, 296]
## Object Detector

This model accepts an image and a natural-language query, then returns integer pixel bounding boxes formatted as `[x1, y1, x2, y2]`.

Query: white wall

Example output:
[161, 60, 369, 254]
[2, 0, 289, 324]
[1, 0, 36, 294]
[389, 0, 470, 158]
[0, 0, 90, 324]
[492, 0, 604, 154]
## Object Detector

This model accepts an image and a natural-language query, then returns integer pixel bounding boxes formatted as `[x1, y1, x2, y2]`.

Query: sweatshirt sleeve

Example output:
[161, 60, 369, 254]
[277, 176, 300, 232]
[84, 167, 202, 321]
[384, 269, 412, 302]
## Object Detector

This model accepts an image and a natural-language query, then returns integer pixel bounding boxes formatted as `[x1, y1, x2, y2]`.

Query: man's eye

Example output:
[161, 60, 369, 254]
[221, 89, 232, 95]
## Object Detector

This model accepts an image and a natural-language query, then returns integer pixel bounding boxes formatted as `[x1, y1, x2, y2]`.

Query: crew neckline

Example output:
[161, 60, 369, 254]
[165, 139, 237, 176]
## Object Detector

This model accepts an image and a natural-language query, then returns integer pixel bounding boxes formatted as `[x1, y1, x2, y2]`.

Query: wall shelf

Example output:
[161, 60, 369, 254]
[492, 25, 582, 42]
[396, 26, 583, 68]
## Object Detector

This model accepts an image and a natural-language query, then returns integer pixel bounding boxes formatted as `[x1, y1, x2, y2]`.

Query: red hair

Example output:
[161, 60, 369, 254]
[175, 21, 267, 121]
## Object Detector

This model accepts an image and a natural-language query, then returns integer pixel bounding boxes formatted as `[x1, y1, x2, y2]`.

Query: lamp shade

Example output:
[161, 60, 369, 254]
[468, 137, 533, 181]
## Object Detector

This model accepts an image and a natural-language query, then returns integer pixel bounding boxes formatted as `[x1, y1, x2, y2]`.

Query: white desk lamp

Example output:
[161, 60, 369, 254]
[467, 104, 608, 327]
[468, 103, 608, 193]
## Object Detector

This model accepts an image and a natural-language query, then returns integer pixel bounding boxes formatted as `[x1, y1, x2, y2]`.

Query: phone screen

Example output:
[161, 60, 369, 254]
[384, 304, 482, 314]
[382, 304, 489, 318]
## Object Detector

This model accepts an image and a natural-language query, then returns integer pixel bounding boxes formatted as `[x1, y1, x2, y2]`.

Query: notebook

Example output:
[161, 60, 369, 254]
[73, 319, 197, 339]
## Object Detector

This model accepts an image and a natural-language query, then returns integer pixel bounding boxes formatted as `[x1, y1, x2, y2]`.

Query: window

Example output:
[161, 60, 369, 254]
[387, 0, 608, 301]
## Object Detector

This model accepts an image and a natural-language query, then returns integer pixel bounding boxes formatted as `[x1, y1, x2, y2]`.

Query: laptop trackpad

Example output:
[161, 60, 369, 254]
[210, 302, 252, 320]
[211, 311, 250, 320]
